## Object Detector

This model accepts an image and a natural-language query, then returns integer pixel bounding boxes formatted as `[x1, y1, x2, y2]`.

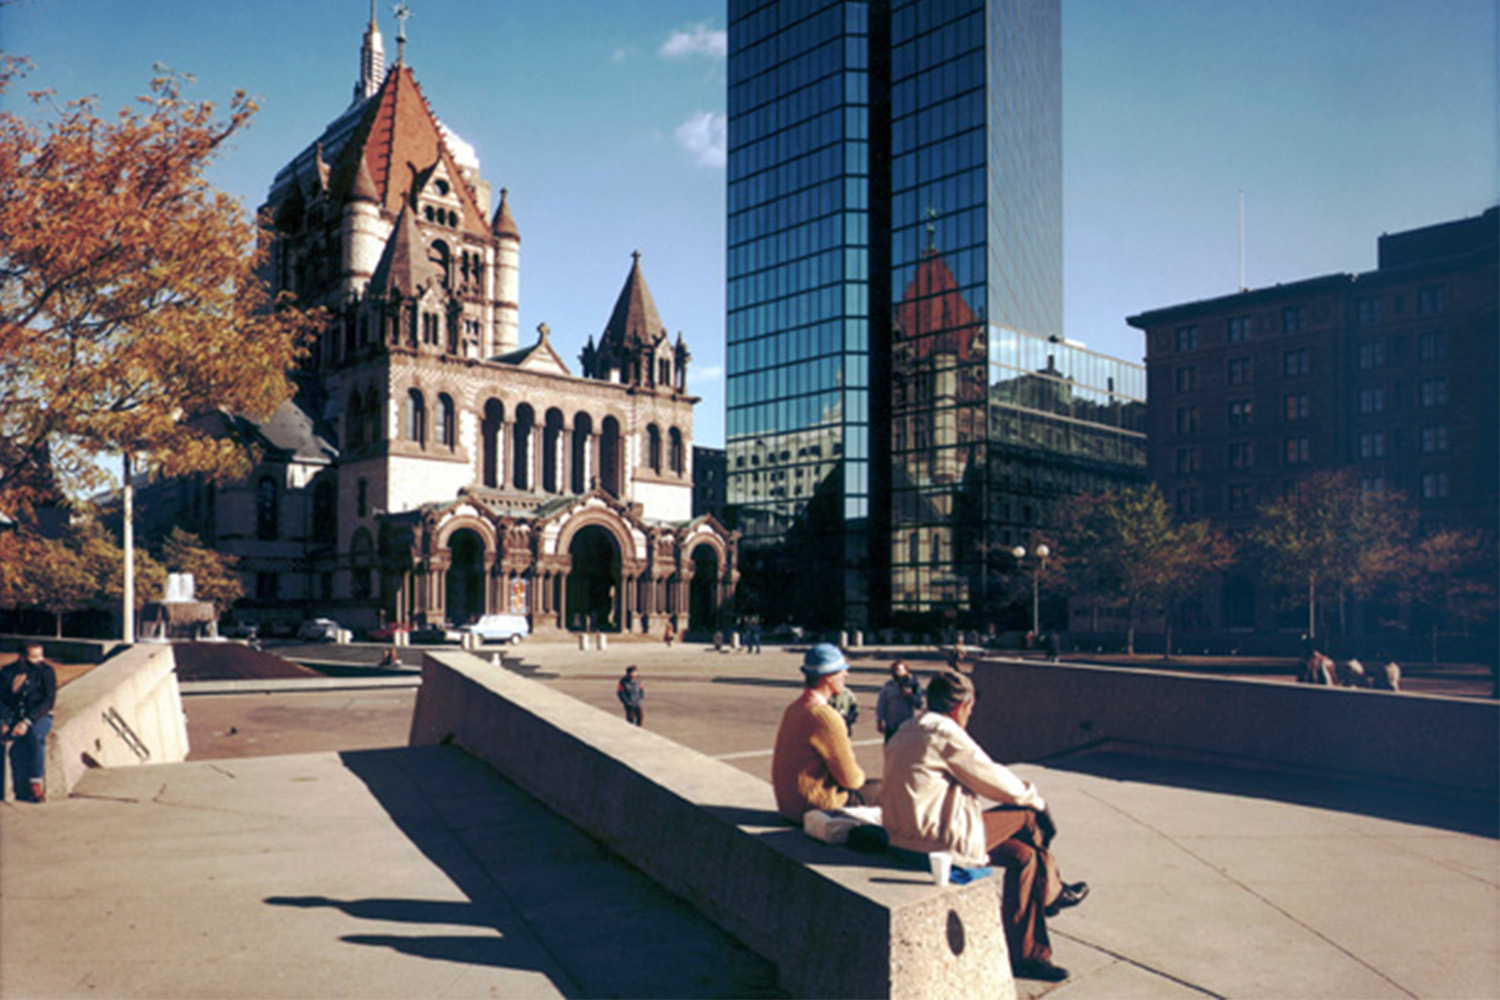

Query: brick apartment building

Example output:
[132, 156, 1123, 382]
[1128, 206, 1497, 638]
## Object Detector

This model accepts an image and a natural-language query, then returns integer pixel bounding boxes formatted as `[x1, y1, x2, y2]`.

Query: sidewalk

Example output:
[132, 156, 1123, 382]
[3, 640, 1495, 998]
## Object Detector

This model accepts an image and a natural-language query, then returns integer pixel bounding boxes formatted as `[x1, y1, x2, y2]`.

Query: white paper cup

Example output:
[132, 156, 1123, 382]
[928, 851, 952, 886]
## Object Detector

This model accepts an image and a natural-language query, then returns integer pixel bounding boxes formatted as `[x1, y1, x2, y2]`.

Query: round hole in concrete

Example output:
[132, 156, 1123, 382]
[946, 909, 966, 956]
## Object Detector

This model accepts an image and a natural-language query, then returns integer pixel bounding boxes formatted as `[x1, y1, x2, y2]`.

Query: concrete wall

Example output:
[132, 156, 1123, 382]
[41, 643, 190, 798]
[1, 635, 121, 664]
[969, 658, 1499, 794]
[410, 650, 1013, 1000]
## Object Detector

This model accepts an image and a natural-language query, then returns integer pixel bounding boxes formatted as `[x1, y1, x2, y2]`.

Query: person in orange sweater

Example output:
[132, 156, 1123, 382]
[771, 643, 867, 822]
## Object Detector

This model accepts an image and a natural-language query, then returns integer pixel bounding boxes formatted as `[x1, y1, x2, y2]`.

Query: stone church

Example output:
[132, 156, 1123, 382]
[156, 11, 738, 636]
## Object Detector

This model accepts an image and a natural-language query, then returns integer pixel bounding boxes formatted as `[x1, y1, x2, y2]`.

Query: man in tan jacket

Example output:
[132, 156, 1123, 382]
[882, 671, 1087, 982]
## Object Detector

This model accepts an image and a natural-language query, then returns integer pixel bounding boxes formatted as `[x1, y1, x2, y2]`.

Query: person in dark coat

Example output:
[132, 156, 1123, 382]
[1, 643, 58, 802]
[616, 666, 645, 726]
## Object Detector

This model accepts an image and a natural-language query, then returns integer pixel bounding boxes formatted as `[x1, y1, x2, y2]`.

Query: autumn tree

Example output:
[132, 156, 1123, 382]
[0, 59, 316, 510]
[1393, 528, 1498, 664]
[0, 530, 94, 636]
[159, 526, 243, 613]
[1058, 485, 1234, 656]
[1250, 470, 1413, 641]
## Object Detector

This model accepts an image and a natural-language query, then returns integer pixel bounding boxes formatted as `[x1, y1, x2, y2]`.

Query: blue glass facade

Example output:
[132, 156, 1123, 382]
[728, 0, 1137, 629]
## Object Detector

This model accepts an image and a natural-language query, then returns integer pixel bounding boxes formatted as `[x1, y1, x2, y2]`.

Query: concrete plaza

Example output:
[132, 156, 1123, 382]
[1, 640, 1495, 998]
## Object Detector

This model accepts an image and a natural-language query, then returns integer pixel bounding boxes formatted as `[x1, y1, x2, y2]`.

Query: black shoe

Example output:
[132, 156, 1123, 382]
[1012, 958, 1070, 982]
[1045, 881, 1089, 916]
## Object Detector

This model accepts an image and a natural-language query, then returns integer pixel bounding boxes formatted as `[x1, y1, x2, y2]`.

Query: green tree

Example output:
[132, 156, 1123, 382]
[0, 60, 317, 509]
[159, 526, 243, 614]
[1393, 528, 1498, 664]
[1058, 485, 1234, 656]
[1250, 470, 1413, 642]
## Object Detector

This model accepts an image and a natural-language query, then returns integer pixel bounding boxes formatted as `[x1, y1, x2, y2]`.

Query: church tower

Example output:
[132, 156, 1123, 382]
[490, 188, 521, 356]
[353, 0, 385, 104]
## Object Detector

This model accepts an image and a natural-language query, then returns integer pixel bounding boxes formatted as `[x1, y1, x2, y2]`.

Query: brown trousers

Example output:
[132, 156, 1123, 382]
[983, 807, 1063, 963]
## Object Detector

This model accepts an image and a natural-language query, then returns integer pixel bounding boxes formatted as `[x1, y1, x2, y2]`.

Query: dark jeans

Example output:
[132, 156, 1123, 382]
[6, 713, 52, 801]
[623, 705, 644, 726]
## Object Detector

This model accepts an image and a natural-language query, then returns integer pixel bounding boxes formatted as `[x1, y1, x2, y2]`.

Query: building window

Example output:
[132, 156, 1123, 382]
[1417, 284, 1446, 316]
[406, 389, 426, 445]
[256, 476, 279, 541]
[1227, 315, 1252, 343]
[1421, 471, 1450, 499]
[1418, 330, 1450, 361]
[1419, 378, 1449, 408]
[1282, 305, 1308, 333]
[1228, 442, 1254, 469]
[1357, 386, 1385, 414]
[1358, 431, 1386, 458]
[1227, 357, 1252, 385]
[1175, 325, 1198, 351]
[1357, 341, 1385, 370]
[357, 478, 368, 518]
[1227, 399, 1253, 427]
[1284, 437, 1310, 465]
[1175, 488, 1199, 516]
[1360, 475, 1386, 493]
[1175, 448, 1198, 475]
[669, 428, 685, 476]
[1175, 406, 1200, 434]
[1175, 366, 1197, 392]
[437, 394, 455, 450]
[1420, 426, 1449, 453]
[1284, 392, 1310, 422]
[255, 572, 279, 601]
[1282, 348, 1309, 377]
[1227, 484, 1254, 511]
[1356, 296, 1382, 326]
[646, 425, 662, 474]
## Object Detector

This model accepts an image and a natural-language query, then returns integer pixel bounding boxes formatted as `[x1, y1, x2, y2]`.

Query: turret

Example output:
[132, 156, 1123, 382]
[352, 0, 386, 105]
[490, 187, 521, 356]
[340, 153, 384, 300]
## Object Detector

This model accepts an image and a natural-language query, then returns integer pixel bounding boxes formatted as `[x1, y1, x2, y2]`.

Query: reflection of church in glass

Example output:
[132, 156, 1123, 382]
[889, 238, 1148, 621]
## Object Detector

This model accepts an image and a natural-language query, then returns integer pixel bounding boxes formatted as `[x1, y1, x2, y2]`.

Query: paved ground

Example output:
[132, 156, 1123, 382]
[3, 640, 1496, 998]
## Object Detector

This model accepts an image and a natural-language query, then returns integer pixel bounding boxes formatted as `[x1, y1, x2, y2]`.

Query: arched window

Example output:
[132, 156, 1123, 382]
[365, 389, 381, 441]
[512, 404, 535, 489]
[430, 239, 452, 288]
[481, 399, 504, 487]
[437, 393, 455, 450]
[256, 476, 279, 541]
[312, 478, 337, 544]
[346, 394, 364, 450]
[647, 424, 662, 474]
[669, 428, 685, 476]
[406, 389, 426, 446]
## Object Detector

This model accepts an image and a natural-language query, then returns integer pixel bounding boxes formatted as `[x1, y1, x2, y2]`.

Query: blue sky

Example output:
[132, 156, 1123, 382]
[5, 0, 1496, 451]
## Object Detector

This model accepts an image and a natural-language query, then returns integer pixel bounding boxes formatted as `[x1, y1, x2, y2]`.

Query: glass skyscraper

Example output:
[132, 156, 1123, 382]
[727, 0, 1144, 630]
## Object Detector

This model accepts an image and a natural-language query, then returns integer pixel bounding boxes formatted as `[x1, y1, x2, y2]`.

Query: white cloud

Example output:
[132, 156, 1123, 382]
[610, 47, 629, 64]
[659, 24, 727, 59]
[690, 364, 725, 385]
[674, 111, 726, 169]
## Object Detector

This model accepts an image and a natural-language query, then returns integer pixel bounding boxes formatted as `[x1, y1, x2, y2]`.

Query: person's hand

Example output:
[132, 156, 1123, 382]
[1036, 808, 1058, 847]
[12, 719, 29, 738]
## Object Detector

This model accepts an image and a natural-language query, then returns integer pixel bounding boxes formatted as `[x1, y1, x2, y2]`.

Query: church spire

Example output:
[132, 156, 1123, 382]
[353, 0, 385, 104]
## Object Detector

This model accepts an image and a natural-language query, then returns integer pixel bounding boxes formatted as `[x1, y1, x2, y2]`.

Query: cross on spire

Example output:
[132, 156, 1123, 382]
[393, 2, 412, 65]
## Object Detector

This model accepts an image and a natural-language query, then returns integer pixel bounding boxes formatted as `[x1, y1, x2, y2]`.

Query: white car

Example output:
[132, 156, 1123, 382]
[297, 617, 341, 642]
[457, 613, 530, 644]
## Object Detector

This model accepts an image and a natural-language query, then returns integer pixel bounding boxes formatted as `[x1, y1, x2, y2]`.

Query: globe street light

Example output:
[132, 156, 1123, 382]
[1011, 543, 1050, 640]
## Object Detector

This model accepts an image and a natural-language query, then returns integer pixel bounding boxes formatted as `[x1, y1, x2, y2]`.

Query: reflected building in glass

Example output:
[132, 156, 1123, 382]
[727, 0, 1145, 629]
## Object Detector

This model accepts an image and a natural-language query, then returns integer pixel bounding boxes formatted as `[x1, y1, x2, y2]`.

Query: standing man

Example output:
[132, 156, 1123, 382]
[616, 665, 645, 726]
[771, 643, 866, 822]
[875, 660, 924, 742]
[882, 671, 1087, 983]
[1, 642, 58, 803]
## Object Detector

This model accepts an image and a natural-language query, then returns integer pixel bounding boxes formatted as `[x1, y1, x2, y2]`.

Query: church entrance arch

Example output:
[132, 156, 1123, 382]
[445, 528, 485, 626]
[688, 544, 720, 632]
[567, 525, 621, 631]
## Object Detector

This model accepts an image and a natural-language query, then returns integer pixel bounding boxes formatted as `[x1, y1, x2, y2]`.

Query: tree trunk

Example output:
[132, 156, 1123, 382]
[1163, 609, 1173, 661]
[1430, 621, 1439, 666]
[1126, 599, 1136, 656]
[1307, 572, 1317, 641]
[53, 610, 63, 637]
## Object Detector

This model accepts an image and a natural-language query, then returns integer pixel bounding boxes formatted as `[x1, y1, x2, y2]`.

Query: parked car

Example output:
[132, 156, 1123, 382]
[408, 623, 453, 645]
[456, 613, 530, 644]
[297, 617, 341, 642]
[367, 622, 409, 642]
[221, 621, 259, 640]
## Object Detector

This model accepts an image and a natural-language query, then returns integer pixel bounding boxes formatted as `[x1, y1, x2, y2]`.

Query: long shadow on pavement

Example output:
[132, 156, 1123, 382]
[1045, 744, 1499, 838]
[334, 745, 784, 999]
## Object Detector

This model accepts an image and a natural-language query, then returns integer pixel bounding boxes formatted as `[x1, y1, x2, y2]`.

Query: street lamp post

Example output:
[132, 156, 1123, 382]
[1011, 543, 1050, 640]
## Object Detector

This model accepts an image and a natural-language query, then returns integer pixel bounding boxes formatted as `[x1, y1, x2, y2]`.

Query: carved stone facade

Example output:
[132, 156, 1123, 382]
[159, 14, 737, 635]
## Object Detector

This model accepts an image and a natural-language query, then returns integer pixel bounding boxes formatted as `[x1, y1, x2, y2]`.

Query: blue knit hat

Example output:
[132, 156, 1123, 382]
[801, 643, 848, 677]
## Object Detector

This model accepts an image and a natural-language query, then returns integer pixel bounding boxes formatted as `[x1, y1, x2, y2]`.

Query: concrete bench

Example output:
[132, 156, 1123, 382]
[409, 650, 1015, 1000]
